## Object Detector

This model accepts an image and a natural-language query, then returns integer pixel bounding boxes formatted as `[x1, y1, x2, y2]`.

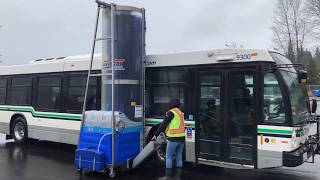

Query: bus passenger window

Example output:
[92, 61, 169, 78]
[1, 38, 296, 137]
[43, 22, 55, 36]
[263, 73, 285, 124]
[36, 76, 61, 112]
[0, 78, 7, 104]
[10, 77, 32, 105]
[152, 86, 185, 117]
[66, 74, 97, 114]
[146, 69, 186, 118]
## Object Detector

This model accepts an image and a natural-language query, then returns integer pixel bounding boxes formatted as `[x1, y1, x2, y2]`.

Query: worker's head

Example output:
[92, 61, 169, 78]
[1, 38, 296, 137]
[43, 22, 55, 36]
[169, 99, 180, 109]
[207, 99, 216, 108]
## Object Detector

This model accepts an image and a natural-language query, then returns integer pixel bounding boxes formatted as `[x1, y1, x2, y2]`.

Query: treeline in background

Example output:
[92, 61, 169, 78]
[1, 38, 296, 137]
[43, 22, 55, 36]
[273, 0, 320, 84]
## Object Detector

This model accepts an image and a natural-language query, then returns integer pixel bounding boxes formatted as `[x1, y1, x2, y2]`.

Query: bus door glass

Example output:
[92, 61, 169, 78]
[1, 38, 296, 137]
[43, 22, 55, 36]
[198, 69, 255, 165]
[198, 72, 222, 160]
[226, 70, 255, 164]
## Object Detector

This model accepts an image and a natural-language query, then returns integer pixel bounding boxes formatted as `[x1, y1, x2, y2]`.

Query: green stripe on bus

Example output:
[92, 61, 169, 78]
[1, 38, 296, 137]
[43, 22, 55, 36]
[145, 118, 162, 123]
[0, 105, 196, 125]
[0, 105, 82, 120]
[257, 128, 293, 135]
[0, 107, 7, 110]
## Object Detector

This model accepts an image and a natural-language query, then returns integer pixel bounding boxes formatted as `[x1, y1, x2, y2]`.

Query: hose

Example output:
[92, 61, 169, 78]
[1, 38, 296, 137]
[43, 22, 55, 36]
[96, 120, 125, 152]
[97, 132, 112, 152]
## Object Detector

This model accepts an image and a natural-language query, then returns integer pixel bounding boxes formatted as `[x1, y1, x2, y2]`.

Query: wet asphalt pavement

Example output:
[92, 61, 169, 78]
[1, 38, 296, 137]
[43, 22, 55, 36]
[0, 134, 320, 180]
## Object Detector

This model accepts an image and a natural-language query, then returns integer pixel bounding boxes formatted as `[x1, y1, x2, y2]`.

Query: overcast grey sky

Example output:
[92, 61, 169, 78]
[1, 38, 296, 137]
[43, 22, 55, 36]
[0, 0, 275, 65]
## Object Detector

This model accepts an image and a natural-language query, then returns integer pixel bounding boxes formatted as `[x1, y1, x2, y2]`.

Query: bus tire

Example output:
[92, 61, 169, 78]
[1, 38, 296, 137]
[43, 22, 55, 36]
[146, 125, 166, 166]
[11, 117, 28, 144]
[155, 142, 166, 166]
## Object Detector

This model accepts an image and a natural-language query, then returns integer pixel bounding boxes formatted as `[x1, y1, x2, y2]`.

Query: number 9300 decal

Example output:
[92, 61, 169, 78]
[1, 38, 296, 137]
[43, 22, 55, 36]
[236, 54, 252, 61]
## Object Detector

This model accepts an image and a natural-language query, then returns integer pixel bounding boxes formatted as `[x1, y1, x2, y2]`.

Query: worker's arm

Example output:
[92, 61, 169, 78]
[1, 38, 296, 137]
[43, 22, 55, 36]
[153, 111, 174, 137]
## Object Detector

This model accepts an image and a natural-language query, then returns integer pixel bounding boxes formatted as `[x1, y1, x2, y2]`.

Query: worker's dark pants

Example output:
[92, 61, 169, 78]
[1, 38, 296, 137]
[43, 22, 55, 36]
[166, 141, 184, 169]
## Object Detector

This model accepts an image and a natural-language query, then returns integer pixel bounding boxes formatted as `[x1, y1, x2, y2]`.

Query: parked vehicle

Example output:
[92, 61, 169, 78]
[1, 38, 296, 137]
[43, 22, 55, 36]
[0, 49, 318, 170]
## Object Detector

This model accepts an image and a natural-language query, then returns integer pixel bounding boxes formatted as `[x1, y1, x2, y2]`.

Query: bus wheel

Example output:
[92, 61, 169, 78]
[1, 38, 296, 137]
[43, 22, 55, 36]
[146, 125, 166, 165]
[11, 117, 28, 144]
[155, 142, 166, 165]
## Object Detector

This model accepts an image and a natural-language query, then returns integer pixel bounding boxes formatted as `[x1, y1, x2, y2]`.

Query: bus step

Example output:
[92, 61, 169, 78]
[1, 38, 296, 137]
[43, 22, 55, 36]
[89, 73, 112, 77]
[95, 37, 112, 41]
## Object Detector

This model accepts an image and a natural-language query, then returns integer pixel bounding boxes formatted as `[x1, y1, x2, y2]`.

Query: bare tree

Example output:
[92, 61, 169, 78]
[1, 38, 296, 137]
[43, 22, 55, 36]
[305, 0, 320, 37]
[272, 0, 309, 63]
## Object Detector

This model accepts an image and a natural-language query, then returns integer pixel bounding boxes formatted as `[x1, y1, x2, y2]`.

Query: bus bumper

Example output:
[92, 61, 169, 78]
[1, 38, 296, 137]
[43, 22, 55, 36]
[283, 139, 319, 167]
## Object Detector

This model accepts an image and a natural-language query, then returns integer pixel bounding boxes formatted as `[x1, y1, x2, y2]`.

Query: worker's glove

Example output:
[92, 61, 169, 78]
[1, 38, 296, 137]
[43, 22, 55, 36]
[151, 136, 157, 141]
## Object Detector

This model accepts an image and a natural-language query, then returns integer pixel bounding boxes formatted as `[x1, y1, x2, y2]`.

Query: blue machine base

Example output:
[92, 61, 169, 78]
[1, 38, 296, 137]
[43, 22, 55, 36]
[75, 125, 142, 171]
[75, 148, 106, 171]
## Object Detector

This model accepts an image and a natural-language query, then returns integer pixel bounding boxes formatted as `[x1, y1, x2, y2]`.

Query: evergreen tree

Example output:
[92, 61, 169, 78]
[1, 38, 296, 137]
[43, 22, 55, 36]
[308, 58, 318, 84]
[297, 49, 319, 84]
[312, 47, 320, 84]
[314, 47, 320, 64]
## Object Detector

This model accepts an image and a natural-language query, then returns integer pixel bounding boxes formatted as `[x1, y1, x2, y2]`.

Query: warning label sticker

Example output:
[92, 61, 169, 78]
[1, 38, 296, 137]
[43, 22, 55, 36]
[103, 59, 126, 71]
[134, 105, 143, 118]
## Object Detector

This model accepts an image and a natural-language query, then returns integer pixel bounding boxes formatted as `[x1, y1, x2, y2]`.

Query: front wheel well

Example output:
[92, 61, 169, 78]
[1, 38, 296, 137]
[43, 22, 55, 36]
[10, 114, 27, 134]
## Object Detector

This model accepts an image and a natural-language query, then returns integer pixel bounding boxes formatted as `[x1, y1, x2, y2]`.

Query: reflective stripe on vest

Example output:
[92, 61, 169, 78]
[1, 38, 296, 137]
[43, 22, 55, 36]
[166, 108, 185, 137]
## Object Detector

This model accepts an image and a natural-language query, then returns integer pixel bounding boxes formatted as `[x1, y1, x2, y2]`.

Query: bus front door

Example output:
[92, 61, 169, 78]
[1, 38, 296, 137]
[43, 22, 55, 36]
[198, 72, 223, 161]
[198, 69, 255, 166]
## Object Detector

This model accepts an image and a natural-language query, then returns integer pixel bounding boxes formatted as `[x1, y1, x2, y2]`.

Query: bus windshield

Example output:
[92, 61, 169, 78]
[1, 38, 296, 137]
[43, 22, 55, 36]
[263, 73, 286, 124]
[270, 52, 309, 125]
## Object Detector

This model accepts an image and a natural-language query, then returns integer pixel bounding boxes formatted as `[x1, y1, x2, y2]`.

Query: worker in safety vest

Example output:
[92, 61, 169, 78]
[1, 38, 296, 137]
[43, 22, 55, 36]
[153, 99, 185, 171]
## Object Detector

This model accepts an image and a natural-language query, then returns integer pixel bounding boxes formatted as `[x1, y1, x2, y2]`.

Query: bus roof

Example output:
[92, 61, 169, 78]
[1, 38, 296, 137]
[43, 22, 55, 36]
[0, 49, 277, 75]
[146, 49, 275, 67]
[0, 54, 103, 76]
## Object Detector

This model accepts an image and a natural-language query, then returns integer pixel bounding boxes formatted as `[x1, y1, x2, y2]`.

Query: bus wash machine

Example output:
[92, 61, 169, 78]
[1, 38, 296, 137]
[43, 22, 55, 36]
[74, 1, 164, 178]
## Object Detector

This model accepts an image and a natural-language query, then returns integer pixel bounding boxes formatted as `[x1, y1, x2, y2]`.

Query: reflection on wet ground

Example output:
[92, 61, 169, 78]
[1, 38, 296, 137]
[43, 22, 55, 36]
[0, 134, 320, 180]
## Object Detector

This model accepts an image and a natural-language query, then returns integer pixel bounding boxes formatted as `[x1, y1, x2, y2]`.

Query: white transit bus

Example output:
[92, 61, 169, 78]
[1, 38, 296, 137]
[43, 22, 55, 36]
[0, 49, 319, 169]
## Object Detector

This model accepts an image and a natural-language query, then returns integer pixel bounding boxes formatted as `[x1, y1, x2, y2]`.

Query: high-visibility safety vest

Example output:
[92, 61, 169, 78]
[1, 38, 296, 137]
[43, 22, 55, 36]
[166, 108, 185, 138]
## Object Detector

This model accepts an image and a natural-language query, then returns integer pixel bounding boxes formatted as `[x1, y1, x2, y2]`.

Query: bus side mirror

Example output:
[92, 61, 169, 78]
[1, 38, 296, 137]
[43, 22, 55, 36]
[298, 70, 308, 84]
[312, 99, 317, 114]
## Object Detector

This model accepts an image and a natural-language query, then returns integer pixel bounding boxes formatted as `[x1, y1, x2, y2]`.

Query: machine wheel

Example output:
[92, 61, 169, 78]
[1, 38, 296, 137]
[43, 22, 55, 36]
[109, 168, 116, 178]
[11, 117, 28, 144]
[77, 168, 85, 177]
[76, 168, 83, 173]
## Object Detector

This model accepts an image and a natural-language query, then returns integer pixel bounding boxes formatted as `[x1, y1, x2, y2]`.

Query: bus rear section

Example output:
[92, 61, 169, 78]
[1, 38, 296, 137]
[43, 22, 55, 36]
[0, 60, 102, 145]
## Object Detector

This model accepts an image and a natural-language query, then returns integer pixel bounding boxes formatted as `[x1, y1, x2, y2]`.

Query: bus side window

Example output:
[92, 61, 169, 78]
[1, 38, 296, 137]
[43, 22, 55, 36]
[147, 70, 186, 118]
[9, 77, 32, 106]
[0, 78, 7, 104]
[66, 74, 97, 114]
[36, 76, 62, 112]
[263, 73, 286, 124]
[152, 86, 185, 117]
